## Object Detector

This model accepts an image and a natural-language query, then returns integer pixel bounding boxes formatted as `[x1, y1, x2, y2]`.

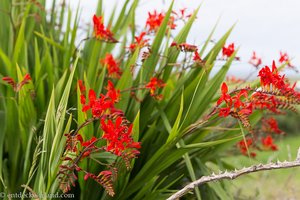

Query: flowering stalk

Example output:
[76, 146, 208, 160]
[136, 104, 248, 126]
[59, 80, 141, 196]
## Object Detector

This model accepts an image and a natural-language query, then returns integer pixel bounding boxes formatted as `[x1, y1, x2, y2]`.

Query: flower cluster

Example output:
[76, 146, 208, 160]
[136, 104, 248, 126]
[145, 9, 191, 33]
[237, 138, 256, 157]
[59, 80, 140, 196]
[145, 77, 166, 99]
[146, 10, 176, 32]
[262, 117, 283, 135]
[101, 116, 141, 156]
[217, 61, 300, 157]
[93, 15, 118, 43]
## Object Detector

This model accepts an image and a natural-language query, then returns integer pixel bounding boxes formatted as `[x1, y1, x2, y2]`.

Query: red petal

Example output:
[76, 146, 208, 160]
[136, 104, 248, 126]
[221, 82, 228, 94]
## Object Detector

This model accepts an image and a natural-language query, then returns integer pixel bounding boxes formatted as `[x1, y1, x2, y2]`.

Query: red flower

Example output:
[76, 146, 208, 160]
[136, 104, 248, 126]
[262, 117, 283, 134]
[105, 80, 120, 104]
[278, 51, 297, 71]
[261, 135, 278, 151]
[81, 81, 122, 117]
[82, 89, 111, 117]
[222, 43, 235, 58]
[93, 15, 118, 43]
[219, 107, 231, 117]
[217, 82, 232, 106]
[101, 54, 122, 79]
[249, 51, 262, 68]
[146, 11, 165, 32]
[258, 61, 285, 90]
[232, 89, 248, 109]
[146, 10, 176, 32]
[279, 51, 292, 66]
[2, 73, 31, 92]
[237, 138, 256, 157]
[2, 77, 16, 89]
[101, 116, 141, 156]
[145, 77, 166, 97]
[81, 136, 97, 147]
[128, 32, 149, 52]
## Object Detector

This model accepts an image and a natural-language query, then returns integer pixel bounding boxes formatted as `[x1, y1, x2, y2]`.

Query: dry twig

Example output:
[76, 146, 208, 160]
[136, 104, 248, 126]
[167, 147, 300, 200]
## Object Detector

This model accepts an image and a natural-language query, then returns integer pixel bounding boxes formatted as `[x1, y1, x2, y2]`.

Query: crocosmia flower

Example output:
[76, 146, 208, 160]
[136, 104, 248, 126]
[222, 43, 235, 58]
[101, 54, 122, 79]
[145, 77, 166, 97]
[2, 73, 31, 92]
[261, 135, 278, 151]
[93, 15, 118, 43]
[146, 10, 176, 32]
[101, 116, 141, 156]
[128, 32, 149, 52]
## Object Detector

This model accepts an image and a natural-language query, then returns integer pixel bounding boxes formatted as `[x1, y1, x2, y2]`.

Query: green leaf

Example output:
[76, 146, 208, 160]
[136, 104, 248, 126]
[182, 135, 243, 149]
[34, 31, 64, 50]
[116, 48, 139, 111]
[167, 93, 184, 143]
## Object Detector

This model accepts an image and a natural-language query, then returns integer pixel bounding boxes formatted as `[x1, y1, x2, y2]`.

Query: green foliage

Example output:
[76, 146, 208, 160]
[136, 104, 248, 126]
[0, 0, 283, 200]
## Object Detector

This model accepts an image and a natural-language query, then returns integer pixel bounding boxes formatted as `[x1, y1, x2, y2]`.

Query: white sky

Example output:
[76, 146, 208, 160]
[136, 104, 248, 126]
[46, 0, 300, 79]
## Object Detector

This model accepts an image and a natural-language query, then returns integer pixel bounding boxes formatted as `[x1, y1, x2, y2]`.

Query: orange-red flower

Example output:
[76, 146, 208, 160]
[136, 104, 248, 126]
[128, 32, 149, 52]
[217, 83, 251, 117]
[261, 135, 278, 151]
[146, 11, 165, 32]
[105, 80, 120, 104]
[93, 15, 118, 43]
[222, 43, 235, 58]
[279, 51, 293, 66]
[146, 10, 176, 32]
[2, 73, 31, 92]
[237, 138, 256, 157]
[278, 51, 298, 72]
[217, 82, 232, 107]
[262, 117, 283, 134]
[101, 54, 122, 78]
[81, 81, 121, 117]
[101, 116, 141, 156]
[145, 77, 166, 97]
[258, 61, 285, 90]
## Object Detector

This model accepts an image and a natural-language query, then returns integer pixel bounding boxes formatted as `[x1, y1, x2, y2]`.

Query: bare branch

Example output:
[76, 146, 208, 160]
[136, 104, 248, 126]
[167, 147, 300, 200]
